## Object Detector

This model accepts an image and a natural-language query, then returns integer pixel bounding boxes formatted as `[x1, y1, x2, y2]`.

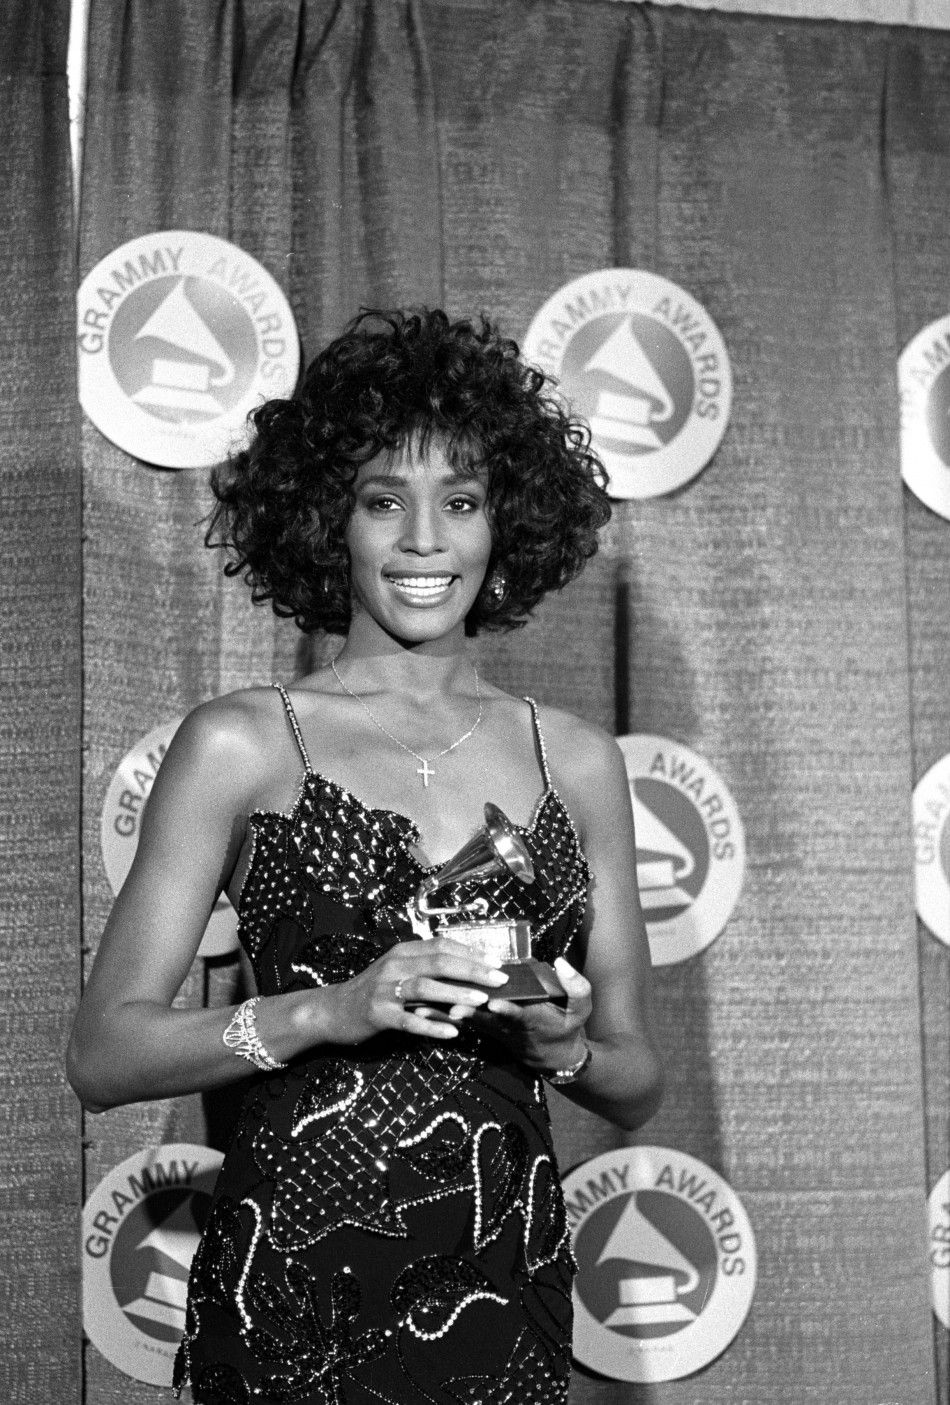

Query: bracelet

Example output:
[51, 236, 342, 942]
[222, 997, 287, 1072]
[542, 1041, 593, 1086]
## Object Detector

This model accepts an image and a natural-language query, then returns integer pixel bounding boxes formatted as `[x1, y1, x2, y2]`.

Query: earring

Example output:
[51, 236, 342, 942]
[488, 571, 507, 601]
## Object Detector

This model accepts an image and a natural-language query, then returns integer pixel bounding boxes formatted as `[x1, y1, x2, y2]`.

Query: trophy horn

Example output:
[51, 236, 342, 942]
[416, 802, 535, 913]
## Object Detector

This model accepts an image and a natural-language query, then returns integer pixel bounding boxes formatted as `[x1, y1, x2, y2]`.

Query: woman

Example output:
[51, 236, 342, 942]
[67, 309, 663, 1404]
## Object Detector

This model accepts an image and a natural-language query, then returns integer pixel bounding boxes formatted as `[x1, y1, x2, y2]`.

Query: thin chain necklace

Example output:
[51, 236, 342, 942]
[330, 658, 483, 788]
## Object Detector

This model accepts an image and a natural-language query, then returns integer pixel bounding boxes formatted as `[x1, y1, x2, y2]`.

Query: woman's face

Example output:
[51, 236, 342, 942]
[344, 440, 493, 646]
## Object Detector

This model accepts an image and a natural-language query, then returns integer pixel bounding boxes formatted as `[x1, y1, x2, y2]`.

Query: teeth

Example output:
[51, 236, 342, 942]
[388, 576, 453, 592]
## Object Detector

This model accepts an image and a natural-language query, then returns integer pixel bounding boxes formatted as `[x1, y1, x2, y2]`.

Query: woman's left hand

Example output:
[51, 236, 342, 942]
[467, 956, 592, 1072]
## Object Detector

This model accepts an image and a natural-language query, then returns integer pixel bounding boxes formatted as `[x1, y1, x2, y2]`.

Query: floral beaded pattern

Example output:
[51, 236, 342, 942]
[175, 690, 588, 1404]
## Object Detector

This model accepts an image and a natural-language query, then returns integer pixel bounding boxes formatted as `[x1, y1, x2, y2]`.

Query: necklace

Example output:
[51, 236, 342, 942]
[330, 658, 483, 788]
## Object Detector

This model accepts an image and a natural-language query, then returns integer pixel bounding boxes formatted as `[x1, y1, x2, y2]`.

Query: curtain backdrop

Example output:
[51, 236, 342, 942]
[0, 1, 82, 1402]
[64, 1, 950, 1401]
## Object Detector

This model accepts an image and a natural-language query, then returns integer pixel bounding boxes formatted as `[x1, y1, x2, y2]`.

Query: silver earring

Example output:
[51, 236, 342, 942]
[488, 571, 506, 601]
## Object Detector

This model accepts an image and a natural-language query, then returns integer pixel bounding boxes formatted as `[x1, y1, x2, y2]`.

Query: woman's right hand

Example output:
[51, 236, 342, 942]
[327, 938, 511, 1043]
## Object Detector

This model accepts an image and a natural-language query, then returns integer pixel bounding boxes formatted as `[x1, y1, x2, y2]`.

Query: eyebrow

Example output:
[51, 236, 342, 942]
[356, 471, 485, 489]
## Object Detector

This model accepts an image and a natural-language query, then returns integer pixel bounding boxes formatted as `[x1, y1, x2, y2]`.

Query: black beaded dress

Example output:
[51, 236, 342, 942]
[174, 685, 590, 1405]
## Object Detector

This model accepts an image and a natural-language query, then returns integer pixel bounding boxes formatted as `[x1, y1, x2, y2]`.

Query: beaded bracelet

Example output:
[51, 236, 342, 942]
[542, 1041, 593, 1086]
[222, 997, 287, 1072]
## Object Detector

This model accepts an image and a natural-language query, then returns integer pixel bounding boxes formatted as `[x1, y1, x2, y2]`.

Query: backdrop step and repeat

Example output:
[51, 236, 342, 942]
[2, 1, 948, 1402]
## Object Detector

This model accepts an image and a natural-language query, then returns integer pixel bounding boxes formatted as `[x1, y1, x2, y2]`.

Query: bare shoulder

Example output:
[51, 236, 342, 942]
[160, 686, 287, 805]
[532, 702, 625, 789]
[527, 701, 631, 844]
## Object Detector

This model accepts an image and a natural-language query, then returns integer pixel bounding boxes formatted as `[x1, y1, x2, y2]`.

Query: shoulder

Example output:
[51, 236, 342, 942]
[159, 687, 291, 803]
[530, 701, 625, 789]
[529, 701, 631, 841]
[173, 686, 279, 757]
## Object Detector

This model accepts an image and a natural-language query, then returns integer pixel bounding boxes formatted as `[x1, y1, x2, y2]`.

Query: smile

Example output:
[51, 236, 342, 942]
[384, 574, 456, 605]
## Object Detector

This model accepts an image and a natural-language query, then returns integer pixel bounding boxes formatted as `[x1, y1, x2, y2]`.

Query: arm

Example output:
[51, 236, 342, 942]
[474, 723, 664, 1131]
[66, 695, 505, 1114]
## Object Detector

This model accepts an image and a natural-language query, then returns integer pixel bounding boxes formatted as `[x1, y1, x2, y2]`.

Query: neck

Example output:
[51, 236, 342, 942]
[334, 612, 475, 696]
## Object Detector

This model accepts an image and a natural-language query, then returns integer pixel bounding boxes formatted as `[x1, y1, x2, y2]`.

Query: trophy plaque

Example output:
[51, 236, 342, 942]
[409, 802, 567, 1006]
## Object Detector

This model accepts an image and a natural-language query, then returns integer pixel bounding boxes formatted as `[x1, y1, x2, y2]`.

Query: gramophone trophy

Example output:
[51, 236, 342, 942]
[409, 802, 567, 1006]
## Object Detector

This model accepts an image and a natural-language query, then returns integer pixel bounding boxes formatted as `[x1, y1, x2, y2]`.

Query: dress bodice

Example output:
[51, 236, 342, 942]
[236, 693, 590, 1000]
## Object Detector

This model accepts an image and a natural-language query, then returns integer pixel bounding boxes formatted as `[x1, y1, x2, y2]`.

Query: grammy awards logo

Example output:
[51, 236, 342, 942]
[82, 1145, 222, 1385]
[616, 734, 745, 965]
[564, 1147, 756, 1383]
[522, 269, 732, 499]
[78, 230, 299, 469]
[899, 316, 950, 520]
[100, 718, 238, 957]
[929, 1170, 950, 1329]
[912, 753, 950, 948]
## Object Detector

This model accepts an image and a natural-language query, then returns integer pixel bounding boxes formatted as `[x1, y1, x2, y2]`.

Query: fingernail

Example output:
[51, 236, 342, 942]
[486, 970, 509, 986]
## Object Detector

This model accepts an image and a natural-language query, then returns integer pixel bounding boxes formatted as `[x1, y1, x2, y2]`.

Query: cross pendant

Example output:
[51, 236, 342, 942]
[417, 758, 434, 787]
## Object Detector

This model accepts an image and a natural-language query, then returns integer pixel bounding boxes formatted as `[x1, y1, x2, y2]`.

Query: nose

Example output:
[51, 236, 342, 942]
[398, 502, 446, 556]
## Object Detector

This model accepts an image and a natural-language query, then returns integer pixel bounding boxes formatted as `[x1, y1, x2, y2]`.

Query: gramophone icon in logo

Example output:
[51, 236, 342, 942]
[564, 1147, 756, 1383]
[522, 268, 732, 499]
[582, 315, 679, 454]
[120, 1194, 207, 1336]
[124, 278, 241, 420]
[631, 781, 704, 922]
[617, 735, 745, 965]
[597, 1193, 705, 1329]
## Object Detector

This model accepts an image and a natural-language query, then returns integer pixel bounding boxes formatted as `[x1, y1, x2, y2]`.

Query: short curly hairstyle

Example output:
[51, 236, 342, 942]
[207, 308, 611, 635]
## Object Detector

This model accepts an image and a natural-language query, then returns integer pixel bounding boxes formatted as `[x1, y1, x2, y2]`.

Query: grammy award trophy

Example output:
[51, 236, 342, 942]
[409, 801, 567, 1006]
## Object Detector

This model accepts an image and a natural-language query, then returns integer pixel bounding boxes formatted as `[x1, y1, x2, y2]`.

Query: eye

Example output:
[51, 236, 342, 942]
[366, 494, 403, 513]
[444, 494, 481, 513]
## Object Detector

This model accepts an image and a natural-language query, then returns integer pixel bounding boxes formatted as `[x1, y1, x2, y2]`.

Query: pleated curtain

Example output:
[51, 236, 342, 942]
[0, 1, 82, 1401]
[2, 0, 943, 1400]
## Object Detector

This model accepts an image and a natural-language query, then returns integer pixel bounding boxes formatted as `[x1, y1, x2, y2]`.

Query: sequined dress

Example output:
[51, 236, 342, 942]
[174, 686, 590, 1405]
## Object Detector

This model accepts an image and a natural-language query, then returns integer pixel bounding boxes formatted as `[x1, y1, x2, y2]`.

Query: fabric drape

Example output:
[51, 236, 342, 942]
[0, 0, 82, 1400]
[72, 3, 944, 1402]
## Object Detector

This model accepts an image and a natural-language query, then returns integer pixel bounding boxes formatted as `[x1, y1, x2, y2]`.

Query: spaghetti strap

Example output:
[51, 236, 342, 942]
[271, 682, 314, 773]
[522, 696, 553, 791]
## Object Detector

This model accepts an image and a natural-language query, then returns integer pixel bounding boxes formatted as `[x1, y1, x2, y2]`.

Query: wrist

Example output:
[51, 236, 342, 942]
[292, 986, 344, 1047]
[540, 1036, 592, 1086]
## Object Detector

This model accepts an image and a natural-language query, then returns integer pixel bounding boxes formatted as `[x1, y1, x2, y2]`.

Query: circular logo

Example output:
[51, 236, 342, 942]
[78, 230, 299, 469]
[616, 735, 745, 965]
[899, 317, 950, 519]
[101, 719, 238, 957]
[912, 753, 950, 947]
[522, 269, 732, 499]
[565, 1146, 756, 1382]
[929, 1171, 950, 1329]
[82, 1143, 222, 1384]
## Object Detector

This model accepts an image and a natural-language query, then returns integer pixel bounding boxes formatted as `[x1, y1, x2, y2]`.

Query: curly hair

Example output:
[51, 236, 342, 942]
[207, 308, 611, 635]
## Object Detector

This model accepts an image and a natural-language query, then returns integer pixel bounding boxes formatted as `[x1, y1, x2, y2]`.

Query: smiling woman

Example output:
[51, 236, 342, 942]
[66, 308, 663, 1405]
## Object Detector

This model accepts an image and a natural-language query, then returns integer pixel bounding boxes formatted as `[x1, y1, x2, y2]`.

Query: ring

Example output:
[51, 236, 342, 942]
[393, 979, 405, 1003]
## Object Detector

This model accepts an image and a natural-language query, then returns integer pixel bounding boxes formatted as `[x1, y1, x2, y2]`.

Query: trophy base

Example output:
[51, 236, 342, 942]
[413, 959, 567, 1009]
[408, 917, 568, 1008]
[493, 958, 568, 1006]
